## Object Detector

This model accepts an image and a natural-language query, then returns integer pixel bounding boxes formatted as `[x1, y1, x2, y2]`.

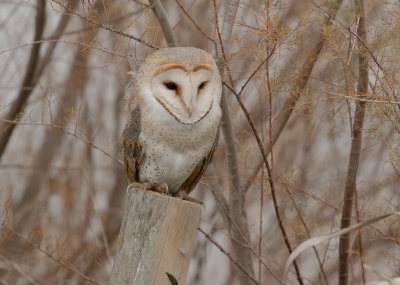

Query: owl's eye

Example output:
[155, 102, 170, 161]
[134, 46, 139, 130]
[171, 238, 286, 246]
[198, 82, 205, 89]
[165, 82, 177, 90]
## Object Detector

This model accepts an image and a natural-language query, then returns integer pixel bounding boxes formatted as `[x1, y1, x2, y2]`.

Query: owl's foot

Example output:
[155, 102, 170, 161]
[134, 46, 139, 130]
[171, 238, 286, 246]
[155, 183, 169, 195]
[127, 182, 153, 194]
[177, 191, 206, 211]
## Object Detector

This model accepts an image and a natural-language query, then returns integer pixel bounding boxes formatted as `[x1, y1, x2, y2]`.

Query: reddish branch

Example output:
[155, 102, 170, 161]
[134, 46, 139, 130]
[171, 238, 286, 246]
[338, 0, 368, 283]
[0, 0, 46, 159]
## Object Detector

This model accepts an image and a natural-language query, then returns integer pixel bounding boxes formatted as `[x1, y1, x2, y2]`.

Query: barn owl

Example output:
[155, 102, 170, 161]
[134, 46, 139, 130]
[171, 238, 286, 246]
[121, 47, 221, 203]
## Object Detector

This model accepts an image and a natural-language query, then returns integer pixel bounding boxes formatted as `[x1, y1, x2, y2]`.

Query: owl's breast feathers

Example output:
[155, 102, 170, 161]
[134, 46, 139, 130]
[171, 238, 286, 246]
[121, 102, 220, 195]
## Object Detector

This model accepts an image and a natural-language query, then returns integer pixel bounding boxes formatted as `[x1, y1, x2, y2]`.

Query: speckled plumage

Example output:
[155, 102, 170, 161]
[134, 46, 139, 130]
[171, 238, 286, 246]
[121, 47, 222, 197]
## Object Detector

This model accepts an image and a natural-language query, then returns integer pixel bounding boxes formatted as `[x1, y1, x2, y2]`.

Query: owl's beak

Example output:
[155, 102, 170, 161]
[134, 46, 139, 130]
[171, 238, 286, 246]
[181, 87, 197, 117]
[182, 93, 196, 117]
[185, 103, 193, 117]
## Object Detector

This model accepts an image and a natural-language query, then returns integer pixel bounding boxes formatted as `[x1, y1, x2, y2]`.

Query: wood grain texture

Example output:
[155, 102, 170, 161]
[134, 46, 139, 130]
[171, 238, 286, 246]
[110, 188, 202, 285]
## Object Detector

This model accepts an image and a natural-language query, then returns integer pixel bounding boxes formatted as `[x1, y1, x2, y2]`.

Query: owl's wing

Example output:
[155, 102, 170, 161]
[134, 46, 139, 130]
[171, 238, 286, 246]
[181, 127, 219, 194]
[121, 104, 143, 183]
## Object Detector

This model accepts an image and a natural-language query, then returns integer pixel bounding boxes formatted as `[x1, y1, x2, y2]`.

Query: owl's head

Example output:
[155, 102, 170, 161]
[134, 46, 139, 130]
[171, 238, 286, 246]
[134, 47, 222, 125]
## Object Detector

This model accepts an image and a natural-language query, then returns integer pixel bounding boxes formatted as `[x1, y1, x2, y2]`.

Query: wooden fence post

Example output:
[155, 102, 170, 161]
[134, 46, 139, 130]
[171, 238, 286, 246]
[110, 187, 202, 285]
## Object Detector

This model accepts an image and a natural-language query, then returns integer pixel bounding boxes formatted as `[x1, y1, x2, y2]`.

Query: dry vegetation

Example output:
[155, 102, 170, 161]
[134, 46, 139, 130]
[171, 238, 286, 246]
[1, 0, 400, 284]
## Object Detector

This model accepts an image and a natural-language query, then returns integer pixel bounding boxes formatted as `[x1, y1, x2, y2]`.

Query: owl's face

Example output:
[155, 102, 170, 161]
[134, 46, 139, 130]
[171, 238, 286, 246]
[136, 48, 221, 125]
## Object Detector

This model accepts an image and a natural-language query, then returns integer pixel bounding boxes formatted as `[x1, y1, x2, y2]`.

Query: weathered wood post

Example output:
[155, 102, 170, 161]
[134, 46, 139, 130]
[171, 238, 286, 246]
[110, 188, 202, 285]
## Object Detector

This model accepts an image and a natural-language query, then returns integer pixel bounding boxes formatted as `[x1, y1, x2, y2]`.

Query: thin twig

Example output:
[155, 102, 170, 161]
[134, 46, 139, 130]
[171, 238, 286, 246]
[50, 0, 160, 49]
[2, 226, 105, 285]
[81, 170, 112, 269]
[0, 253, 41, 285]
[200, 181, 283, 284]
[309, 0, 395, 98]
[0, 119, 123, 165]
[283, 184, 330, 285]
[354, 188, 366, 284]
[199, 215, 320, 285]
[212, 1, 234, 87]
[173, 0, 197, 29]
[132, 0, 150, 8]
[198, 227, 260, 285]
[280, 181, 400, 246]
[0, 278, 11, 285]
[0, 39, 125, 57]
[326, 92, 400, 105]
[174, 0, 217, 48]
[46, 9, 146, 39]
[237, 45, 277, 98]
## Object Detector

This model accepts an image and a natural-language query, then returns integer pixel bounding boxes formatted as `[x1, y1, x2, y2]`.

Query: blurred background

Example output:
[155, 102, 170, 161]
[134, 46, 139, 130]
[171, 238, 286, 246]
[1, 0, 400, 284]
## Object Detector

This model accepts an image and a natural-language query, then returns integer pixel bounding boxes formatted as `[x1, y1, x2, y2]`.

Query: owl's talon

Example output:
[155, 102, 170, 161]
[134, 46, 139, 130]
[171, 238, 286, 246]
[177, 191, 206, 211]
[127, 182, 153, 194]
[155, 183, 169, 195]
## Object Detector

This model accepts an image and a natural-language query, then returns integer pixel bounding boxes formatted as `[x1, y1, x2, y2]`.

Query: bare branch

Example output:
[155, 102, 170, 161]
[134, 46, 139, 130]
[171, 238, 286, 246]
[0, 0, 46, 159]
[338, 0, 369, 283]
[149, 0, 177, 47]
[34, 0, 80, 80]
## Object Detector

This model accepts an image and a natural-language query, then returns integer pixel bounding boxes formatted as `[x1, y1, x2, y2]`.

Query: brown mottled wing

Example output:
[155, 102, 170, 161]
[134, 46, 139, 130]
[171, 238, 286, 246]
[181, 127, 219, 194]
[121, 104, 142, 183]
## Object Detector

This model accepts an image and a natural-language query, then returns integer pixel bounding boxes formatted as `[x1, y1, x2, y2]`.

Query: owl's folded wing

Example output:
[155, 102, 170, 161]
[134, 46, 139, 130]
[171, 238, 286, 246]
[181, 127, 219, 194]
[121, 104, 143, 183]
